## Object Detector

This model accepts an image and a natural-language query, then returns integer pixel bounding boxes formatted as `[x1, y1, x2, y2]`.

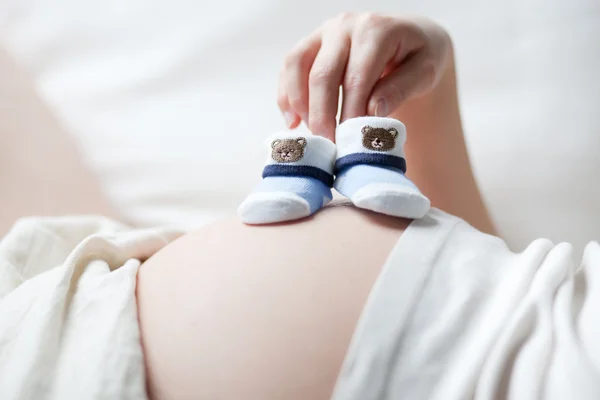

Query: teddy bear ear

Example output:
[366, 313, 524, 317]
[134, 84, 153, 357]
[388, 128, 398, 138]
[271, 139, 282, 149]
[296, 137, 307, 147]
[361, 125, 373, 135]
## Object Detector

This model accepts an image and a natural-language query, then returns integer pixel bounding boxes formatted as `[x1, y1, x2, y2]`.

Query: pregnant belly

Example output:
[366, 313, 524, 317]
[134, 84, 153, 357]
[136, 204, 408, 400]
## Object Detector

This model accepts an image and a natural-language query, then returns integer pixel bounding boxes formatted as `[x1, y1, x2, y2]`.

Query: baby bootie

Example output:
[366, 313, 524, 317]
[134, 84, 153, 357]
[334, 116, 430, 219]
[238, 132, 336, 224]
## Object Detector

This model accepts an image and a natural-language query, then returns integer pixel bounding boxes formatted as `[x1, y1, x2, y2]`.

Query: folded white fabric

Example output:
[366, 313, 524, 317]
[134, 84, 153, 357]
[0, 216, 183, 400]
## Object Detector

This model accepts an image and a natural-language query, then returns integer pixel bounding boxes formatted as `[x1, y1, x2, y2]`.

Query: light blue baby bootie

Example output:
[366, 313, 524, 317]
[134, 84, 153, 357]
[238, 133, 336, 224]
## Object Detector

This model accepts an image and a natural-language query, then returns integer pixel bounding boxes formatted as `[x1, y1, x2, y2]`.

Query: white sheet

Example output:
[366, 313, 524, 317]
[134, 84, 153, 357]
[0, 0, 598, 254]
[0, 216, 182, 400]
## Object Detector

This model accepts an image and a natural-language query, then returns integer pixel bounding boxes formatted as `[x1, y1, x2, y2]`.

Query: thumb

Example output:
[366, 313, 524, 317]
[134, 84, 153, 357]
[367, 52, 435, 116]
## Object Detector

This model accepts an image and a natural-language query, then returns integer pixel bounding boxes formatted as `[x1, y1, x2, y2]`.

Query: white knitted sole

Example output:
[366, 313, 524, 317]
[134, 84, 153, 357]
[238, 191, 311, 224]
[352, 183, 430, 219]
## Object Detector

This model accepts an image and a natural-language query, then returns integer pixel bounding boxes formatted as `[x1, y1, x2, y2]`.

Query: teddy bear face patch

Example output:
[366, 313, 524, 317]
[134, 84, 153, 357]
[361, 126, 398, 151]
[271, 137, 307, 163]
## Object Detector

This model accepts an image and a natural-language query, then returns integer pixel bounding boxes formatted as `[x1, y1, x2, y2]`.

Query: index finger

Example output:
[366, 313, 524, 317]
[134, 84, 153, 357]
[307, 34, 350, 141]
[283, 33, 322, 125]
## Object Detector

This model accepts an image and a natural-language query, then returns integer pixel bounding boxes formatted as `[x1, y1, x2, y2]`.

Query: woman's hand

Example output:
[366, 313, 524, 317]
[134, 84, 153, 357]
[278, 13, 452, 141]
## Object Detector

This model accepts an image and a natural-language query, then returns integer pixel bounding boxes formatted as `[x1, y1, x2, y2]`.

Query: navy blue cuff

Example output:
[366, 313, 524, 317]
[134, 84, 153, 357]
[335, 153, 407, 174]
[262, 164, 334, 187]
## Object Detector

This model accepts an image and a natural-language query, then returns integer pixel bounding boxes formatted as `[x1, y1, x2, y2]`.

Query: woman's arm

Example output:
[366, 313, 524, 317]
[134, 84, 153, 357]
[392, 47, 496, 234]
[0, 48, 119, 235]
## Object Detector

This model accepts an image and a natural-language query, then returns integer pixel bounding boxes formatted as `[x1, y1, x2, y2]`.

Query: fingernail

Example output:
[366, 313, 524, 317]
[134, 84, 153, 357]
[284, 111, 296, 127]
[375, 99, 388, 117]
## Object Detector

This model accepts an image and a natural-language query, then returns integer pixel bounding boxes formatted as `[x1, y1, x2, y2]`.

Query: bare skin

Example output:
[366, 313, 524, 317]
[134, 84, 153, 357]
[138, 204, 408, 400]
[0, 49, 118, 235]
